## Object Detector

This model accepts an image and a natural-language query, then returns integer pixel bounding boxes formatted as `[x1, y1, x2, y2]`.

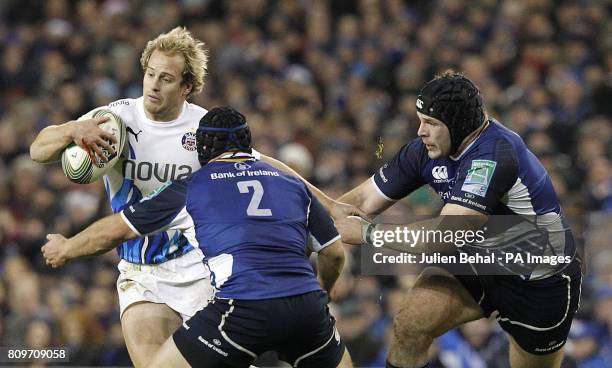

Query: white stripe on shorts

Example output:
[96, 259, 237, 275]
[293, 326, 338, 367]
[218, 299, 257, 359]
[495, 274, 573, 331]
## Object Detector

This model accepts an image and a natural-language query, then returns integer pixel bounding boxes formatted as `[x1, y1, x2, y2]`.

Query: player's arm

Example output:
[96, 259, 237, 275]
[42, 180, 191, 267]
[259, 153, 368, 220]
[337, 142, 518, 253]
[42, 214, 138, 267]
[339, 140, 428, 217]
[259, 153, 334, 208]
[307, 195, 346, 297]
[317, 240, 345, 298]
[30, 114, 115, 164]
[337, 205, 487, 254]
[338, 178, 395, 217]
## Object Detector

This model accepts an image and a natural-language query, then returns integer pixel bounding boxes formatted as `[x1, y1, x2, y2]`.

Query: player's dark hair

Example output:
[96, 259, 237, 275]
[196, 106, 252, 165]
[416, 70, 485, 154]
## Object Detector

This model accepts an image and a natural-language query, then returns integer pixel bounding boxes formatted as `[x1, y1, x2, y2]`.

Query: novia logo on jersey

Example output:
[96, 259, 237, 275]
[181, 132, 197, 151]
[432, 166, 450, 183]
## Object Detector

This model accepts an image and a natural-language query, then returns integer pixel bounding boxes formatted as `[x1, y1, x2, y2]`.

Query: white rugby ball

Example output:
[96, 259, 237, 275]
[61, 109, 126, 184]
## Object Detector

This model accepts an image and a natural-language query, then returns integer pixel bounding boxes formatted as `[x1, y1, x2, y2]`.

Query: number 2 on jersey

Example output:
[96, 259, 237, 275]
[237, 180, 273, 216]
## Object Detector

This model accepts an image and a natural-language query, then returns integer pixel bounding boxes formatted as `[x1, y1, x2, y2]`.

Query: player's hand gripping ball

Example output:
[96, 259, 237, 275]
[61, 109, 126, 184]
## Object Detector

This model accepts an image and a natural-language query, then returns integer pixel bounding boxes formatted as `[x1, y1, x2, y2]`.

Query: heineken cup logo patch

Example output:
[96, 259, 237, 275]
[461, 160, 497, 197]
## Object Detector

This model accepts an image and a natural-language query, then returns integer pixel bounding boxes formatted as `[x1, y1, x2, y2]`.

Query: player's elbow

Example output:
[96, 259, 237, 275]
[105, 214, 139, 246]
[29, 141, 45, 163]
[29, 138, 59, 163]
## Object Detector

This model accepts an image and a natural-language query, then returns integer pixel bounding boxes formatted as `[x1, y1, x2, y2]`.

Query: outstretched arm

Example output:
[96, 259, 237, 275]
[42, 214, 137, 267]
[259, 153, 369, 220]
[338, 177, 395, 217]
[335, 204, 487, 254]
[259, 154, 334, 207]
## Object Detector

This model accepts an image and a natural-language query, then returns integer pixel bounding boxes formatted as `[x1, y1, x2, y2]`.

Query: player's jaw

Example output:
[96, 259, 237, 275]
[417, 112, 452, 159]
[423, 142, 442, 159]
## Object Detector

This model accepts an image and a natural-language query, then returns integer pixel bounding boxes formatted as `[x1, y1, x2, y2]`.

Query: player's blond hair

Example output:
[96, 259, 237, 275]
[140, 26, 208, 98]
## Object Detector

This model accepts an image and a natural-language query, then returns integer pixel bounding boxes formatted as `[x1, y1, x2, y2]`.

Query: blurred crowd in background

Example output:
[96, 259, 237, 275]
[0, 0, 610, 366]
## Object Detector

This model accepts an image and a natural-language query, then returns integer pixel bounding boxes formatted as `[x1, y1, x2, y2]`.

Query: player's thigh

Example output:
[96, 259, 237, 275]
[394, 267, 484, 337]
[148, 335, 192, 368]
[121, 301, 183, 367]
[509, 335, 564, 368]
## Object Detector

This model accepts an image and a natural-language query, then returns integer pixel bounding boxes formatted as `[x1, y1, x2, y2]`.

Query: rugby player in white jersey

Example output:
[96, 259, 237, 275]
[30, 27, 216, 368]
[30, 24, 368, 367]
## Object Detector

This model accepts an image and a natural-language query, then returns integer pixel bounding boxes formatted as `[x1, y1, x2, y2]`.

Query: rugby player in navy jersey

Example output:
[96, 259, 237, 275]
[42, 107, 353, 368]
[334, 71, 582, 368]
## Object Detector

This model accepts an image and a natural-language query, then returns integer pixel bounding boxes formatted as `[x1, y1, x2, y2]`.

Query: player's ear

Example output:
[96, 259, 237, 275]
[182, 82, 193, 97]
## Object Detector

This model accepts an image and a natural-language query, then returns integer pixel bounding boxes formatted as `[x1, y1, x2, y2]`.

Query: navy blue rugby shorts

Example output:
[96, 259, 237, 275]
[173, 290, 344, 367]
[456, 257, 582, 355]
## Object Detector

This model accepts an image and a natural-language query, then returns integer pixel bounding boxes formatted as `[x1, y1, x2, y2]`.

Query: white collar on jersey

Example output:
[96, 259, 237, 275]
[217, 151, 255, 159]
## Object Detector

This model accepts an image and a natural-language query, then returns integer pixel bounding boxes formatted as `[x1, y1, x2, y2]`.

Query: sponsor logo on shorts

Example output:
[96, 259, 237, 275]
[198, 336, 228, 356]
[534, 340, 565, 353]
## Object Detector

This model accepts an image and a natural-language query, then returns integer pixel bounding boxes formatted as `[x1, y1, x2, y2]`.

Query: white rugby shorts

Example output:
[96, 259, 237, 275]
[116, 248, 213, 320]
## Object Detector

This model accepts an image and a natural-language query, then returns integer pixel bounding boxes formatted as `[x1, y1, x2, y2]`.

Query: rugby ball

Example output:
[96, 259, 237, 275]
[61, 109, 126, 184]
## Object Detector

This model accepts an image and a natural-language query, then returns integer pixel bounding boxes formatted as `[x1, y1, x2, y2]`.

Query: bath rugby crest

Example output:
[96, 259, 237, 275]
[182, 132, 197, 151]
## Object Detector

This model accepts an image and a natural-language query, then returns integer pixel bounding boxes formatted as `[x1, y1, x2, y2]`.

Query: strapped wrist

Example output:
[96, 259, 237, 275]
[361, 222, 377, 245]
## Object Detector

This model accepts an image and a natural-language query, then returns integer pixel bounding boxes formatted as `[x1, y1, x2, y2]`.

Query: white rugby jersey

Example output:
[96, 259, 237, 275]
[86, 97, 207, 264]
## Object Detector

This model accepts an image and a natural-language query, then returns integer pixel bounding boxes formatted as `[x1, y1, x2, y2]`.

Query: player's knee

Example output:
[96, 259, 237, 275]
[392, 275, 457, 340]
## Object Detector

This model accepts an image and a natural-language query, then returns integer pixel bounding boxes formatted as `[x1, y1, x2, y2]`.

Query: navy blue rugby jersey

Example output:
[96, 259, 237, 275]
[373, 119, 576, 278]
[121, 153, 340, 299]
